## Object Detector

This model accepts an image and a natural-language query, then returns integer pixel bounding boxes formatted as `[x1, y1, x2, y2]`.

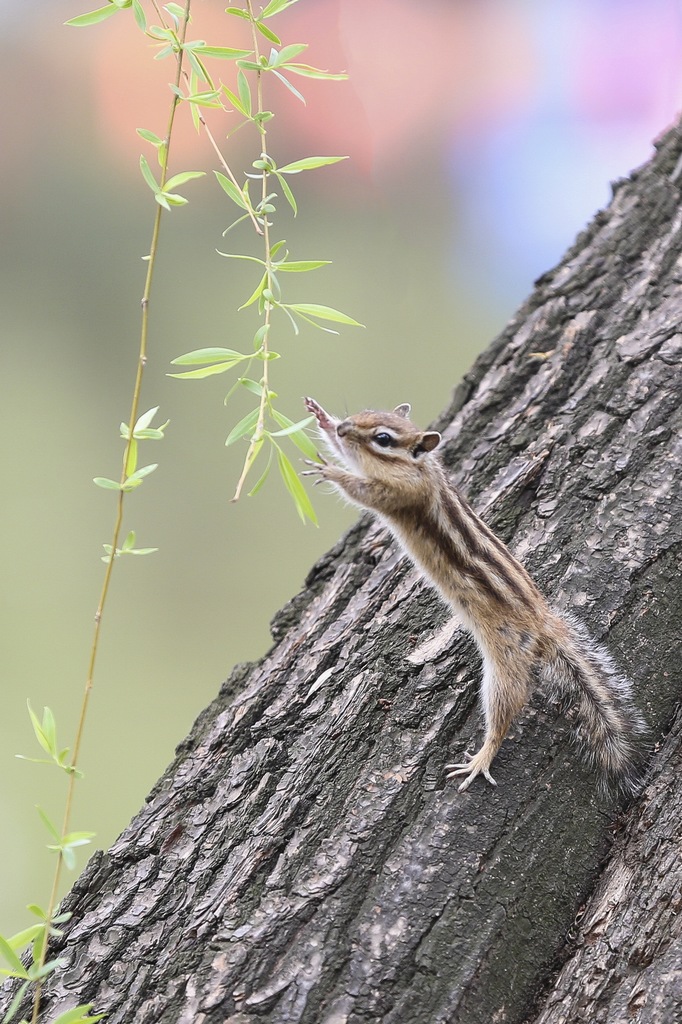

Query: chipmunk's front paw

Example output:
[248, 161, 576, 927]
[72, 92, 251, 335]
[445, 750, 497, 793]
[301, 455, 340, 486]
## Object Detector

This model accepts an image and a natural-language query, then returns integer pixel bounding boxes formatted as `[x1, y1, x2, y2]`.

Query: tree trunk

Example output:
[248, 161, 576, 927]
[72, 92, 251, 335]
[4, 123, 682, 1024]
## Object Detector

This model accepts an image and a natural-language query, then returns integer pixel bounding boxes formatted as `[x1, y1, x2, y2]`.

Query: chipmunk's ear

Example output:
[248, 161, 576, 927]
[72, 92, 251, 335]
[413, 431, 441, 456]
[393, 403, 411, 418]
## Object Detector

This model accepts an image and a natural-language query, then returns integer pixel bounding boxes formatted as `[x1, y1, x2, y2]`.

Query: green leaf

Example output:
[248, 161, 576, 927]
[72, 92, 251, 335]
[237, 70, 252, 118]
[41, 706, 57, 754]
[278, 156, 348, 174]
[221, 84, 248, 117]
[132, 0, 146, 29]
[271, 69, 306, 104]
[121, 531, 136, 551]
[164, 2, 186, 18]
[193, 45, 252, 60]
[261, 0, 301, 19]
[30, 956, 66, 981]
[225, 408, 260, 447]
[214, 172, 249, 210]
[255, 20, 281, 44]
[238, 271, 268, 310]
[216, 251, 266, 267]
[171, 347, 248, 365]
[123, 464, 158, 489]
[133, 406, 159, 431]
[26, 702, 53, 756]
[273, 172, 297, 215]
[6, 925, 43, 952]
[0, 932, 28, 975]
[154, 193, 172, 212]
[164, 170, 205, 189]
[125, 437, 138, 476]
[237, 378, 264, 397]
[271, 409, 319, 460]
[137, 128, 163, 147]
[278, 260, 331, 272]
[248, 445, 273, 496]
[65, 5, 119, 27]
[269, 415, 315, 438]
[168, 361, 246, 380]
[36, 806, 61, 842]
[284, 63, 347, 80]
[52, 1005, 107, 1024]
[284, 302, 363, 326]
[275, 446, 317, 524]
[63, 831, 96, 847]
[225, 6, 251, 18]
[93, 477, 122, 490]
[139, 154, 159, 193]
[269, 43, 307, 67]
[161, 192, 189, 207]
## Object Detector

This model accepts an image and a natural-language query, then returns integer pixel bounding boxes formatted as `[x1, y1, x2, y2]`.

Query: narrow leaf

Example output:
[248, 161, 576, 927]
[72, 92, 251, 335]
[134, 406, 159, 431]
[261, 0, 300, 16]
[238, 271, 268, 310]
[221, 84, 247, 117]
[139, 154, 159, 193]
[125, 463, 158, 484]
[237, 70, 252, 117]
[278, 260, 331, 272]
[93, 477, 122, 490]
[271, 409, 319, 459]
[237, 378, 264, 397]
[274, 172, 297, 215]
[36, 806, 61, 841]
[137, 128, 163, 146]
[214, 172, 249, 210]
[270, 43, 307, 66]
[269, 415, 315, 437]
[171, 347, 248, 365]
[193, 45, 252, 60]
[26, 702, 51, 756]
[65, 6, 119, 27]
[132, 0, 146, 29]
[125, 437, 138, 477]
[168, 361, 245, 380]
[276, 447, 317, 524]
[278, 156, 347, 174]
[271, 69, 306, 104]
[7, 925, 43, 951]
[164, 170, 205, 190]
[52, 1006, 107, 1024]
[225, 408, 260, 447]
[284, 63, 347, 80]
[255, 21, 281, 44]
[0, 934, 30, 973]
[284, 302, 363, 326]
[248, 446, 273, 496]
[216, 251, 266, 266]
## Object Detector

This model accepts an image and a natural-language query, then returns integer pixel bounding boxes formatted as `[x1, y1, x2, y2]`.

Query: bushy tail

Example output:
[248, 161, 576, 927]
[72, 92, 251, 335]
[544, 615, 647, 796]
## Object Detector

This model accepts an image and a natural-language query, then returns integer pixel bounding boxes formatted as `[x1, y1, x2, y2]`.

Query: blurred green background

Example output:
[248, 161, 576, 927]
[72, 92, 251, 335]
[2, 0, 680, 933]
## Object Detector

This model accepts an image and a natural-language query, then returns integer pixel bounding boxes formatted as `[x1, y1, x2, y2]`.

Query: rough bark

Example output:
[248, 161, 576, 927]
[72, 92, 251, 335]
[4, 124, 682, 1024]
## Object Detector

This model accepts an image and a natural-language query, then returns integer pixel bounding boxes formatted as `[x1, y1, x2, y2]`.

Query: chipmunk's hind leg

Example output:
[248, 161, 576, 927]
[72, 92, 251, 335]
[446, 655, 531, 792]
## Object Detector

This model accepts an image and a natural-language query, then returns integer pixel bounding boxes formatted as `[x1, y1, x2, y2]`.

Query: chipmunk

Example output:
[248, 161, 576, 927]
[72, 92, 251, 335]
[303, 397, 646, 794]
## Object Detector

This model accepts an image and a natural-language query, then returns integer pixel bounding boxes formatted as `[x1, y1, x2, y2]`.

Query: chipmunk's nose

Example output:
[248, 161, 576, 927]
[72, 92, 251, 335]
[337, 420, 352, 437]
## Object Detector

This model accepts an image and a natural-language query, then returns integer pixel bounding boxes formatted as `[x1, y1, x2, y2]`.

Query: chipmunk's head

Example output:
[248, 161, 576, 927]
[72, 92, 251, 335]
[304, 397, 442, 482]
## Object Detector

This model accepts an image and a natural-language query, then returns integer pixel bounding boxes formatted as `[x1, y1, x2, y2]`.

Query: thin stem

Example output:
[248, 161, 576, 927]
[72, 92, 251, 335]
[29, 5, 192, 1022]
[232, 0, 272, 502]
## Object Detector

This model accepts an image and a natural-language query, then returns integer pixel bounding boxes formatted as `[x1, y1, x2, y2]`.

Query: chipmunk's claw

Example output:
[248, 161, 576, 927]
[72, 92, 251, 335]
[445, 750, 497, 792]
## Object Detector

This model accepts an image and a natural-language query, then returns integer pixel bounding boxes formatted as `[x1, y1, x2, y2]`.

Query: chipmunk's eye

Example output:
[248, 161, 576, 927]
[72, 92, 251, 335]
[373, 432, 394, 448]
